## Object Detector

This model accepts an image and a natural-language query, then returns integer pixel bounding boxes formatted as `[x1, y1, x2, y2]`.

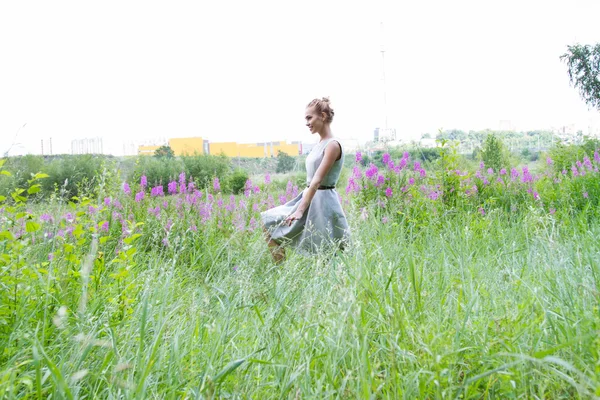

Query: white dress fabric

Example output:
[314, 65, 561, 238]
[261, 138, 350, 254]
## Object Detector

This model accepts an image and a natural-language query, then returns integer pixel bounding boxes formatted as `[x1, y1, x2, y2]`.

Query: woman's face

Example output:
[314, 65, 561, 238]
[305, 106, 324, 134]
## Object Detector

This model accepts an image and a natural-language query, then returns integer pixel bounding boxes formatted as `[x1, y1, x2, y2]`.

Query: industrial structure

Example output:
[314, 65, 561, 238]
[138, 137, 303, 158]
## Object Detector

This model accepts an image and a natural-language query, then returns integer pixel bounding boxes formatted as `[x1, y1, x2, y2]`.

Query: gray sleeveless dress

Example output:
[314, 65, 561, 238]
[261, 138, 350, 254]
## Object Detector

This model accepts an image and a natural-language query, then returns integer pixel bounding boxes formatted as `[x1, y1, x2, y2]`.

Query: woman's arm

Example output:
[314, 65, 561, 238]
[285, 140, 341, 226]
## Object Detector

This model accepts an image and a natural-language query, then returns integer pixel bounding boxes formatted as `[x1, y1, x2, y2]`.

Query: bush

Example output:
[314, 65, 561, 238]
[276, 151, 296, 173]
[134, 156, 184, 187]
[227, 169, 249, 194]
[42, 155, 106, 199]
[181, 154, 231, 190]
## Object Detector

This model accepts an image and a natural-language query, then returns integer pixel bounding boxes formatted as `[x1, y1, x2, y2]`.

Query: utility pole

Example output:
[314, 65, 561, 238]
[49, 137, 53, 155]
[41, 139, 44, 155]
[380, 22, 388, 132]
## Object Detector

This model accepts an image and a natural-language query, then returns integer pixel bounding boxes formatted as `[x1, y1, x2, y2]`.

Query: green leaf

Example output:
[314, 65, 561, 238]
[125, 247, 137, 257]
[0, 170, 11, 177]
[0, 231, 15, 241]
[0, 195, 6, 202]
[33, 172, 49, 180]
[99, 236, 109, 244]
[212, 358, 247, 385]
[123, 233, 142, 245]
[26, 221, 41, 233]
[27, 184, 41, 195]
[0, 159, 6, 168]
[11, 192, 27, 203]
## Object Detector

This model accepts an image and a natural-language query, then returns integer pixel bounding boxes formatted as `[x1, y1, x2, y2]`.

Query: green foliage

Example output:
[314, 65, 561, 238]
[408, 147, 441, 163]
[481, 133, 509, 171]
[181, 154, 231, 190]
[549, 136, 600, 175]
[561, 43, 600, 110]
[275, 151, 295, 174]
[134, 156, 184, 187]
[154, 145, 175, 159]
[227, 169, 249, 195]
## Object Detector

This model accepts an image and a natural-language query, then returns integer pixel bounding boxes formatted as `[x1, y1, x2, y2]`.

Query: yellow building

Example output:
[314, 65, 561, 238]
[138, 145, 161, 156]
[139, 138, 301, 158]
[169, 137, 206, 156]
[209, 141, 300, 158]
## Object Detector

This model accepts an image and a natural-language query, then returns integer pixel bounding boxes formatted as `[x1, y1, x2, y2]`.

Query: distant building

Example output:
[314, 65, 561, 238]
[137, 137, 302, 158]
[71, 137, 103, 155]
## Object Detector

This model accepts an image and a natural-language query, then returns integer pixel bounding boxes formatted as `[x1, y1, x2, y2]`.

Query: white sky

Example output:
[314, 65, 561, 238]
[1, 0, 599, 156]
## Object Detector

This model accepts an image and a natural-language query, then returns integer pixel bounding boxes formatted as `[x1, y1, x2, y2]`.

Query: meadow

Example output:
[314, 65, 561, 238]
[1, 142, 599, 399]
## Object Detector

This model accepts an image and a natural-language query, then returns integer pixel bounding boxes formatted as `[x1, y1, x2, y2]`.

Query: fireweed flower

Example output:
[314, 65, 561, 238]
[382, 153, 391, 165]
[168, 181, 177, 195]
[583, 156, 593, 171]
[419, 169, 426, 178]
[594, 151, 600, 164]
[100, 221, 109, 232]
[140, 175, 147, 188]
[478, 207, 485, 216]
[533, 192, 540, 200]
[104, 197, 111, 206]
[479, 161, 485, 169]
[510, 168, 519, 180]
[213, 177, 221, 192]
[500, 168, 507, 175]
[398, 157, 408, 170]
[413, 161, 421, 171]
[522, 166, 533, 183]
[352, 166, 363, 179]
[264, 173, 271, 184]
[88, 206, 98, 214]
[487, 168, 494, 175]
[40, 213, 53, 222]
[546, 157, 553, 166]
[365, 163, 378, 179]
[385, 187, 393, 197]
[571, 165, 579, 176]
[583, 192, 589, 198]
[135, 191, 145, 203]
[382, 216, 389, 224]
[253, 185, 260, 194]
[123, 182, 131, 195]
[409, 177, 415, 185]
[549, 208, 556, 215]
[355, 151, 362, 163]
[375, 175, 385, 187]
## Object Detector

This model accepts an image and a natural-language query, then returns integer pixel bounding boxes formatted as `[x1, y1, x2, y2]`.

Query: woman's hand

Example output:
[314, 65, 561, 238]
[284, 209, 304, 226]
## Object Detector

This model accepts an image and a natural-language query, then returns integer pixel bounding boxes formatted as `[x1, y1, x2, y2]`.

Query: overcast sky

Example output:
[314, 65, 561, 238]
[1, 0, 599, 156]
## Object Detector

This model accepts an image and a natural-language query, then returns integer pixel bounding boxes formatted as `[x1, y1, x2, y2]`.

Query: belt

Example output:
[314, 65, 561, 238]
[307, 185, 336, 190]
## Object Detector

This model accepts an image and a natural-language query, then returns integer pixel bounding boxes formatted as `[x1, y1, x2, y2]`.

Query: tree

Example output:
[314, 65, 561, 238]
[154, 145, 174, 159]
[560, 43, 600, 110]
[481, 134, 509, 172]
[276, 151, 295, 173]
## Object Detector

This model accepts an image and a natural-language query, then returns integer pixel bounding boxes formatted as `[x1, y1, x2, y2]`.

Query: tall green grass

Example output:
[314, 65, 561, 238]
[1, 204, 598, 398]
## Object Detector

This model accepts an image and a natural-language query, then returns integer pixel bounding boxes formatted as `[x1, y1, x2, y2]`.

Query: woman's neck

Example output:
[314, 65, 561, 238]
[318, 126, 333, 142]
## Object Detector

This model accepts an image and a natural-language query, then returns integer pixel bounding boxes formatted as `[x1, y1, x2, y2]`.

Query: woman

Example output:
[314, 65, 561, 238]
[261, 97, 350, 263]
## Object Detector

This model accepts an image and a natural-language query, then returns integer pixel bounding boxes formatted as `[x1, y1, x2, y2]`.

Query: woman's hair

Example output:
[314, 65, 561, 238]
[307, 97, 335, 123]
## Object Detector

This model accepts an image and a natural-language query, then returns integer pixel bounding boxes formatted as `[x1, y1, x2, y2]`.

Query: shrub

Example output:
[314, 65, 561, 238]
[134, 156, 184, 187]
[181, 154, 231, 190]
[276, 151, 296, 173]
[227, 169, 249, 195]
